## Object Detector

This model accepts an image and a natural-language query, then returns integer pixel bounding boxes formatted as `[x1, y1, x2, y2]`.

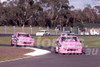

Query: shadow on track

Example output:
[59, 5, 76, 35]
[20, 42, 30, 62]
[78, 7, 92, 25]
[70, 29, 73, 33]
[0, 44, 11, 47]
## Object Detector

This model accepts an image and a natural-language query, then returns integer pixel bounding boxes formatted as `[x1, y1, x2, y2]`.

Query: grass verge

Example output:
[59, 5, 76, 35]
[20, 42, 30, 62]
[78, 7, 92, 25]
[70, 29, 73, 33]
[0, 46, 34, 61]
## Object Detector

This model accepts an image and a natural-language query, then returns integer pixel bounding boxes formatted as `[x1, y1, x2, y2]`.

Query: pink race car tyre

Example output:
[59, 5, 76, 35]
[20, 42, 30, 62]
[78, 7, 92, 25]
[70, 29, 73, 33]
[55, 50, 59, 54]
[15, 40, 19, 47]
[11, 43, 14, 46]
[62, 53, 66, 55]
[82, 48, 86, 55]
[76, 53, 83, 55]
[11, 41, 14, 46]
[55, 48, 59, 54]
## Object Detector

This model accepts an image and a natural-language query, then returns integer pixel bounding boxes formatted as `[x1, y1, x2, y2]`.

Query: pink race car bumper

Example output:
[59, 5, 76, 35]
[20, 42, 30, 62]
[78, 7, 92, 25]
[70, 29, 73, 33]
[17, 41, 34, 46]
[56, 47, 82, 53]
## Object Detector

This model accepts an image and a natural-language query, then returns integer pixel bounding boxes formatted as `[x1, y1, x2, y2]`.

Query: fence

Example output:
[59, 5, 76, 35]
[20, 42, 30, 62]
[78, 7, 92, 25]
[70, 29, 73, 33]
[0, 26, 59, 35]
[0, 26, 99, 35]
[0, 26, 79, 35]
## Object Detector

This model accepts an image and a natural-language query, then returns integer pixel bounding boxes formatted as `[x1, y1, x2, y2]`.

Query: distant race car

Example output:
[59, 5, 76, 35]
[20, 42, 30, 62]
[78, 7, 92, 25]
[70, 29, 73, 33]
[36, 30, 50, 36]
[61, 32, 75, 36]
[11, 32, 34, 47]
[55, 34, 83, 54]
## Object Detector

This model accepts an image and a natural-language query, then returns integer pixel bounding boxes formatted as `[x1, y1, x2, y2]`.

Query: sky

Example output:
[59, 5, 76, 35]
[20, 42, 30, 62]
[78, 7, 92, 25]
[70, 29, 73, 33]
[69, 0, 100, 10]
[1, 0, 100, 10]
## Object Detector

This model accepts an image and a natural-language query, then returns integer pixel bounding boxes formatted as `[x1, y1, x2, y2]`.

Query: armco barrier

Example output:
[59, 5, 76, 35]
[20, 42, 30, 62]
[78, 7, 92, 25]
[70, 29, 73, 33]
[0, 34, 100, 36]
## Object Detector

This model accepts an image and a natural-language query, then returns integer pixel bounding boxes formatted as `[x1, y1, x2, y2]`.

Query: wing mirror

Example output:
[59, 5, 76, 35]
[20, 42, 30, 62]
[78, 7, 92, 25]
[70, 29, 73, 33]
[56, 41, 59, 44]
[56, 41, 61, 47]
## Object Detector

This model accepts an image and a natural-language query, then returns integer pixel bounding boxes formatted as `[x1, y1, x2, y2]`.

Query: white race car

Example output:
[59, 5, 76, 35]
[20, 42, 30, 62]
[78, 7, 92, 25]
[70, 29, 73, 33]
[36, 30, 50, 36]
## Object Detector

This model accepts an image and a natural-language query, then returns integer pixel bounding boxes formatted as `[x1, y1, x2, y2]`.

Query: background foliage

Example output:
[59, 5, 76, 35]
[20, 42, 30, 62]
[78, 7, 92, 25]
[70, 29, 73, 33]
[0, 0, 100, 28]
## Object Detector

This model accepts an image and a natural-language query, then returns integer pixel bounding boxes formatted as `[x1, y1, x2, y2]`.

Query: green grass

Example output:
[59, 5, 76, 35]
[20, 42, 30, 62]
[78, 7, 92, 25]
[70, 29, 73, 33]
[0, 36, 11, 44]
[0, 36, 100, 47]
[78, 36, 100, 47]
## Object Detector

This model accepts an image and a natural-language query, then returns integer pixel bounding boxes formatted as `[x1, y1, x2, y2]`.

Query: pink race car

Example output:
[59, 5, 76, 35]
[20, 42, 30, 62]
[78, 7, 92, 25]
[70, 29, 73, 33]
[55, 34, 83, 54]
[11, 32, 34, 47]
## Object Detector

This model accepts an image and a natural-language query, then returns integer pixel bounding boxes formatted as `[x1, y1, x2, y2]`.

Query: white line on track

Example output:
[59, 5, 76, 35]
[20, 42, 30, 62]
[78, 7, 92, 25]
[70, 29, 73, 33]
[0, 47, 51, 63]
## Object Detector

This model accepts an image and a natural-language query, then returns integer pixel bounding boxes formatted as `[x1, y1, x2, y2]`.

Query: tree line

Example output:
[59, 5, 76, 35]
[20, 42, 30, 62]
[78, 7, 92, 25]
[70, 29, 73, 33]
[0, 0, 100, 28]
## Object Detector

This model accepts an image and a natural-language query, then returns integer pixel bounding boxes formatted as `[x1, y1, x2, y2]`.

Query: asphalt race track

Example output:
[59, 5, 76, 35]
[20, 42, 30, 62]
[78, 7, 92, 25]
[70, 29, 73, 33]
[0, 46, 100, 67]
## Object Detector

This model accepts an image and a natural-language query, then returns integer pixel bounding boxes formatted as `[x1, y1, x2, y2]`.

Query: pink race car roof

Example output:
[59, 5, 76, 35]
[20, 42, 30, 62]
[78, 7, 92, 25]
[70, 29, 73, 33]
[61, 34, 77, 38]
[16, 32, 30, 34]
